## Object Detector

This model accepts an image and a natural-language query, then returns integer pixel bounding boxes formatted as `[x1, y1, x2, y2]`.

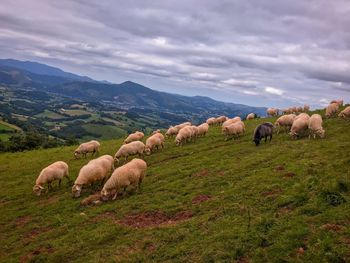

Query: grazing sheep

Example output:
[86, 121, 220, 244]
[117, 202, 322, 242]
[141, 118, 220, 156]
[114, 141, 145, 164]
[282, 108, 293, 114]
[274, 114, 296, 134]
[330, 99, 343, 107]
[74, 140, 100, 159]
[101, 158, 147, 200]
[177, 122, 192, 129]
[308, 114, 325, 139]
[206, 117, 216, 126]
[123, 131, 144, 144]
[290, 117, 309, 139]
[339, 106, 350, 119]
[188, 125, 199, 140]
[267, 108, 278, 117]
[223, 121, 245, 140]
[303, 104, 310, 112]
[145, 134, 164, 155]
[33, 161, 70, 196]
[151, 129, 161, 135]
[253, 122, 274, 146]
[165, 126, 179, 137]
[222, 117, 241, 128]
[197, 123, 209, 137]
[152, 132, 165, 142]
[325, 103, 339, 118]
[294, 113, 310, 121]
[175, 126, 192, 146]
[72, 156, 114, 198]
[246, 113, 255, 120]
[215, 116, 228, 125]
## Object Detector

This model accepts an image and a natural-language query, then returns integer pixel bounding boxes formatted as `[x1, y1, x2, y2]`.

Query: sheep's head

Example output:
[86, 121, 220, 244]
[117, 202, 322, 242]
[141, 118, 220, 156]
[33, 185, 44, 196]
[100, 189, 110, 201]
[145, 147, 151, 155]
[74, 151, 80, 159]
[72, 185, 82, 198]
[114, 156, 120, 165]
[338, 112, 344, 118]
[253, 138, 260, 146]
[318, 129, 325, 138]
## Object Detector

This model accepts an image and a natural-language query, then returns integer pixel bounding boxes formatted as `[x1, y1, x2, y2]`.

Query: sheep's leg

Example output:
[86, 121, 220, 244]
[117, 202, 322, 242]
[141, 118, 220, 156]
[59, 179, 62, 187]
[265, 136, 267, 142]
[270, 135, 272, 142]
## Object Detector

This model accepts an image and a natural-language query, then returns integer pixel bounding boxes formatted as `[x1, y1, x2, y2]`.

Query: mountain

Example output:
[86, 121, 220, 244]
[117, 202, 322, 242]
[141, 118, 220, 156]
[0, 58, 94, 82]
[0, 61, 267, 118]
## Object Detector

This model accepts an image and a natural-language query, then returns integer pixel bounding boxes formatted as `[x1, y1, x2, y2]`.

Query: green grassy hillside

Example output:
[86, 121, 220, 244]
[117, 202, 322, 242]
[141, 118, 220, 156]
[0, 110, 350, 262]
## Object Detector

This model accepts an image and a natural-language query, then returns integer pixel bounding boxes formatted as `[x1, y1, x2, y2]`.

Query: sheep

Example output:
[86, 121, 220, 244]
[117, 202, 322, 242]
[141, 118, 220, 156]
[267, 108, 278, 117]
[223, 121, 245, 140]
[188, 125, 199, 140]
[123, 131, 144, 144]
[294, 113, 310, 121]
[325, 103, 339, 118]
[152, 132, 165, 142]
[330, 99, 343, 107]
[101, 158, 147, 200]
[33, 161, 70, 196]
[290, 117, 309, 139]
[282, 108, 293, 114]
[215, 116, 228, 125]
[114, 141, 145, 164]
[246, 113, 255, 120]
[145, 134, 164, 155]
[74, 140, 100, 159]
[72, 156, 114, 198]
[339, 106, 350, 119]
[175, 126, 192, 146]
[206, 117, 216, 126]
[151, 129, 161, 135]
[165, 126, 179, 137]
[308, 114, 325, 139]
[177, 122, 192, 129]
[223, 117, 241, 127]
[197, 123, 209, 137]
[253, 122, 274, 146]
[274, 114, 296, 134]
[297, 106, 303, 113]
[303, 104, 310, 112]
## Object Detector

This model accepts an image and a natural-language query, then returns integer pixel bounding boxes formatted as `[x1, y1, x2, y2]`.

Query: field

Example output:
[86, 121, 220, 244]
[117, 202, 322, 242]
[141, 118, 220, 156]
[0, 120, 21, 141]
[0, 110, 350, 262]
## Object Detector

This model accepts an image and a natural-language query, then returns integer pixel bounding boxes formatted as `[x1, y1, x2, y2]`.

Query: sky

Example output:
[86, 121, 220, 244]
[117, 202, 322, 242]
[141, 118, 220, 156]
[0, 0, 349, 108]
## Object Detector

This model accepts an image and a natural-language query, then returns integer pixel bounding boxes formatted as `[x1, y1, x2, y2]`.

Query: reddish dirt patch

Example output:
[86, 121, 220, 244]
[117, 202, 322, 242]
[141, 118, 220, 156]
[276, 205, 293, 216]
[38, 196, 58, 206]
[118, 210, 193, 228]
[261, 188, 282, 197]
[275, 165, 285, 171]
[90, 211, 116, 222]
[20, 245, 55, 263]
[320, 223, 344, 232]
[14, 215, 32, 227]
[192, 169, 209, 177]
[236, 256, 251, 263]
[25, 227, 51, 239]
[217, 171, 226, 176]
[192, 195, 211, 204]
[284, 172, 296, 178]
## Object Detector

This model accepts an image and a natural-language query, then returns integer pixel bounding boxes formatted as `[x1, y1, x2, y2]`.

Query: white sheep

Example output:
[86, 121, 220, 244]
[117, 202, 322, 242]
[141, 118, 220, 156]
[215, 116, 228, 125]
[33, 161, 70, 196]
[246, 113, 255, 120]
[197, 123, 209, 137]
[175, 126, 192, 146]
[72, 156, 114, 198]
[274, 114, 296, 134]
[325, 103, 339, 118]
[123, 131, 144, 144]
[206, 117, 216, 126]
[223, 121, 245, 140]
[177, 122, 192, 129]
[339, 106, 350, 119]
[294, 113, 310, 121]
[165, 126, 179, 137]
[267, 108, 278, 117]
[101, 158, 147, 200]
[145, 134, 164, 155]
[114, 141, 145, 164]
[303, 104, 310, 112]
[290, 117, 309, 139]
[74, 140, 100, 159]
[151, 129, 161, 135]
[308, 114, 325, 139]
[330, 99, 343, 107]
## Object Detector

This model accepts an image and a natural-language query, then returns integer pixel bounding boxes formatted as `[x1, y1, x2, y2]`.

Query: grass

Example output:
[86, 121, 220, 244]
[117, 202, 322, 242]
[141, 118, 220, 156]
[0, 109, 350, 262]
[63, 109, 91, 116]
[82, 124, 127, 140]
[35, 110, 65, 120]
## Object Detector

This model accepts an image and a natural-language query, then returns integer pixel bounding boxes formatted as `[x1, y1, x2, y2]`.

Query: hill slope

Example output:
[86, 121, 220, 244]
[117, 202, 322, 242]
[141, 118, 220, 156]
[1, 110, 350, 262]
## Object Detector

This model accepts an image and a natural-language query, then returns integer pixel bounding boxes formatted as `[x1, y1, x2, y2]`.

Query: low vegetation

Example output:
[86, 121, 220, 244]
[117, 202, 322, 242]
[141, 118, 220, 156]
[0, 108, 350, 262]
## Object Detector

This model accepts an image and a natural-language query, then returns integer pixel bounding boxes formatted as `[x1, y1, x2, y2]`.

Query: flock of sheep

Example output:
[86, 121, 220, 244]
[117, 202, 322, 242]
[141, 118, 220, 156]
[32, 99, 350, 204]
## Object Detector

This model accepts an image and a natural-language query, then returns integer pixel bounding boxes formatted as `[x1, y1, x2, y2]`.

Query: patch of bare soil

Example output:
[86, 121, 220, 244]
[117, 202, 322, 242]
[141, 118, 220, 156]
[320, 223, 344, 232]
[38, 196, 58, 206]
[118, 210, 193, 228]
[284, 172, 296, 178]
[14, 215, 32, 227]
[192, 195, 211, 204]
[236, 256, 251, 263]
[192, 169, 209, 177]
[275, 165, 285, 171]
[20, 245, 55, 263]
[261, 188, 282, 198]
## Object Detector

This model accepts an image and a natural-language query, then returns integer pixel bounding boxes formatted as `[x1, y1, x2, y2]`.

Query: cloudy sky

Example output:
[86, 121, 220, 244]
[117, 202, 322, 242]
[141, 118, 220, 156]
[0, 0, 349, 108]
